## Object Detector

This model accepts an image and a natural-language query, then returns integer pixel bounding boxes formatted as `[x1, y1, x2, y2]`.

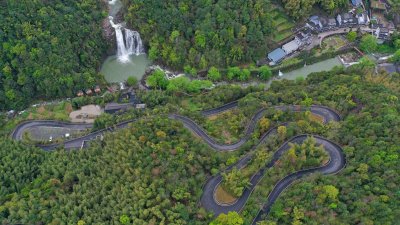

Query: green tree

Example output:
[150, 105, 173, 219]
[278, 126, 287, 141]
[0, 0, 108, 110]
[259, 117, 271, 133]
[169, 30, 180, 42]
[360, 34, 378, 53]
[292, 206, 305, 225]
[346, 31, 357, 42]
[208, 67, 221, 81]
[227, 67, 241, 80]
[394, 39, 400, 49]
[324, 185, 339, 200]
[195, 31, 206, 49]
[257, 221, 277, 225]
[187, 80, 213, 93]
[148, 44, 159, 60]
[283, 0, 316, 19]
[167, 76, 190, 92]
[300, 95, 313, 107]
[259, 66, 273, 80]
[119, 215, 130, 225]
[222, 168, 250, 197]
[358, 56, 376, 70]
[390, 49, 400, 63]
[239, 69, 251, 81]
[147, 69, 169, 89]
[210, 211, 244, 225]
[126, 76, 138, 87]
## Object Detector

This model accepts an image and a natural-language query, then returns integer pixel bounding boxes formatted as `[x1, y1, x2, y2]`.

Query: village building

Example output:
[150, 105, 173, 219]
[337, 14, 342, 26]
[265, 0, 388, 66]
[351, 0, 363, 7]
[282, 38, 302, 55]
[295, 31, 310, 42]
[342, 13, 357, 25]
[94, 85, 101, 94]
[85, 89, 93, 95]
[104, 103, 134, 114]
[267, 48, 287, 64]
[77, 90, 84, 97]
[319, 17, 328, 28]
[6, 110, 16, 119]
[309, 16, 323, 30]
[371, 0, 387, 12]
[328, 18, 338, 27]
[135, 104, 146, 109]
[357, 13, 369, 25]
[377, 27, 390, 40]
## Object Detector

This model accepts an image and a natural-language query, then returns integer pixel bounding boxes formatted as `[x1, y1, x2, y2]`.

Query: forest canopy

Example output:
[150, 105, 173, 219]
[0, 0, 109, 110]
[1, 67, 399, 224]
[123, 0, 350, 70]
[124, 0, 275, 70]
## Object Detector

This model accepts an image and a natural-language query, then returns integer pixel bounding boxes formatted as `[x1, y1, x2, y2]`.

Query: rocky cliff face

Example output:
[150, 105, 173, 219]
[101, 0, 125, 55]
[394, 14, 400, 28]
[102, 18, 115, 43]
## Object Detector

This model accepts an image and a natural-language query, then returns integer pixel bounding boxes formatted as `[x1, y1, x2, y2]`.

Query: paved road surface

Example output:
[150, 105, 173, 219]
[171, 104, 344, 223]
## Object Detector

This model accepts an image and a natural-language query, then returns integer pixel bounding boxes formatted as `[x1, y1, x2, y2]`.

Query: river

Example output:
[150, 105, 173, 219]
[101, 54, 150, 83]
[266, 57, 343, 86]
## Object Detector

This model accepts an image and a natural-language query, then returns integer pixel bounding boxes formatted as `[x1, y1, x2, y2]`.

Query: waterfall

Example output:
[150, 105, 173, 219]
[109, 16, 144, 63]
[125, 29, 144, 55]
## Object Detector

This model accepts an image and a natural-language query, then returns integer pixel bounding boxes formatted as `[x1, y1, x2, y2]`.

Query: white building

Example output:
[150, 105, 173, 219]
[282, 38, 302, 55]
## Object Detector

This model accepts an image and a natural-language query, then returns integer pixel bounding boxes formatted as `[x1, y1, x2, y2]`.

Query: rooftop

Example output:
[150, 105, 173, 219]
[351, 0, 362, 6]
[328, 18, 337, 25]
[282, 39, 301, 54]
[104, 103, 134, 111]
[371, 0, 386, 10]
[268, 48, 286, 63]
[310, 16, 320, 26]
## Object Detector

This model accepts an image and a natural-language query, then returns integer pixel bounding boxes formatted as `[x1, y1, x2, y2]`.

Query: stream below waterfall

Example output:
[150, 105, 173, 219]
[266, 57, 343, 87]
[100, 0, 150, 83]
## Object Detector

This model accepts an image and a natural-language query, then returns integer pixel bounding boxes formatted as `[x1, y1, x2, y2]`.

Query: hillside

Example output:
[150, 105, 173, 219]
[0, 0, 109, 110]
[1, 67, 399, 224]
[123, 0, 277, 70]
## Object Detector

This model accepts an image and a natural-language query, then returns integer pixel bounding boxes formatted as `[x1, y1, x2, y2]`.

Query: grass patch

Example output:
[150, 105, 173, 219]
[202, 109, 248, 144]
[278, 57, 302, 68]
[180, 99, 202, 112]
[215, 185, 238, 205]
[273, 30, 293, 42]
[277, 23, 294, 32]
[309, 114, 324, 123]
[320, 35, 348, 55]
[274, 17, 288, 25]
[1, 101, 73, 136]
[377, 44, 396, 54]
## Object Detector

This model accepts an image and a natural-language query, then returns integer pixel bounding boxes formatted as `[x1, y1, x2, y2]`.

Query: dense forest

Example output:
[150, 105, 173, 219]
[282, 0, 348, 19]
[1, 66, 399, 224]
[0, 0, 109, 110]
[122, 0, 350, 70]
[123, 0, 275, 70]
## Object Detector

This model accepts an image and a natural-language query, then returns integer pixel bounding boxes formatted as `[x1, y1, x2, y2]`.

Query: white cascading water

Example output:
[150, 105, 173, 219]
[108, 0, 117, 5]
[108, 15, 144, 63]
[125, 29, 144, 55]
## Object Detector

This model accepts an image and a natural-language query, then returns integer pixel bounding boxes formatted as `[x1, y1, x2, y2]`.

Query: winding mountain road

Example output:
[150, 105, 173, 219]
[11, 102, 345, 223]
[172, 103, 344, 223]
[11, 120, 134, 151]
